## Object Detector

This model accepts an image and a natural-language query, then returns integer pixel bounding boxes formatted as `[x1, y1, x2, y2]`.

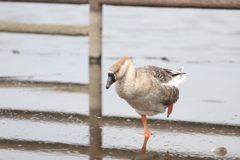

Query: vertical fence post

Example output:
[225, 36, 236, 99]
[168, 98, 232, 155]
[89, 0, 102, 61]
[89, 1, 103, 159]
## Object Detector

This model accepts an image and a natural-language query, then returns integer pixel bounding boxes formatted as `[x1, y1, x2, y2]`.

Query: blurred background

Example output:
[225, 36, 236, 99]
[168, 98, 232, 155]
[0, 1, 240, 160]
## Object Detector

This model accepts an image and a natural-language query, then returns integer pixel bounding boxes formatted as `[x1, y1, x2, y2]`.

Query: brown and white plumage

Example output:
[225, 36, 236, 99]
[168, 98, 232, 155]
[106, 56, 186, 136]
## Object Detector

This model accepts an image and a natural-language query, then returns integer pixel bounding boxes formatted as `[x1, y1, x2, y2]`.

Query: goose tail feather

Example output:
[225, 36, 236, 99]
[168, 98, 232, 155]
[169, 67, 186, 88]
[176, 67, 186, 87]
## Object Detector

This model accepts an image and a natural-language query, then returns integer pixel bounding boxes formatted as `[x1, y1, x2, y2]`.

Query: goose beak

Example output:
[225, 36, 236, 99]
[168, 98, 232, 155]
[106, 73, 116, 89]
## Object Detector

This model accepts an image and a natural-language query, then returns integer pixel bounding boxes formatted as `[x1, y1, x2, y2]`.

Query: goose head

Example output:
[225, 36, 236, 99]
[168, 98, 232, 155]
[106, 56, 133, 89]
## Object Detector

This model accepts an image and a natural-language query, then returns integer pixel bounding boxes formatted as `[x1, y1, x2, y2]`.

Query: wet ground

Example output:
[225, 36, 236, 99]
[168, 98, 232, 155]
[0, 2, 240, 160]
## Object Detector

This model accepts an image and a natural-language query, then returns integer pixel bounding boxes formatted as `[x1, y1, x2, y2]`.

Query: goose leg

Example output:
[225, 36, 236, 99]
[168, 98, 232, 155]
[167, 104, 173, 117]
[141, 115, 152, 137]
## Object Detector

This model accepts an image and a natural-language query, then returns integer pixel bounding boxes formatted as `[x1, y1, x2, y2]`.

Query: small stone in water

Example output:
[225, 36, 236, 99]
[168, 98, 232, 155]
[212, 147, 227, 156]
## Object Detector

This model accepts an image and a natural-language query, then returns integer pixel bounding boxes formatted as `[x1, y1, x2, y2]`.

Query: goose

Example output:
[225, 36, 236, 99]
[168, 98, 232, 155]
[106, 56, 186, 137]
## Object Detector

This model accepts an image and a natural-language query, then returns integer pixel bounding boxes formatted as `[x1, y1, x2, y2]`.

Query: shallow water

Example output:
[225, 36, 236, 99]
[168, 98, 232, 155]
[0, 2, 240, 160]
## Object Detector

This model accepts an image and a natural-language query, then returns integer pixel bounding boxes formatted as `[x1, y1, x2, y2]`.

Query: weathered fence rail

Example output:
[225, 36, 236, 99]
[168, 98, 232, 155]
[2, 0, 240, 9]
[100, 0, 240, 9]
[0, 0, 88, 4]
[0, 22, 89, 36]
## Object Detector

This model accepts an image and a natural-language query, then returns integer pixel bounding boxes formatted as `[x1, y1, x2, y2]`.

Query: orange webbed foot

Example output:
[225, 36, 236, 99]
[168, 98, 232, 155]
[143, 130, 152, 137]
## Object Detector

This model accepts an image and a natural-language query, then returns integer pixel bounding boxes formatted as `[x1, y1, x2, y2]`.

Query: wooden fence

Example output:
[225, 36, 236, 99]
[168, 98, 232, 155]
[0, 0, 240, 60]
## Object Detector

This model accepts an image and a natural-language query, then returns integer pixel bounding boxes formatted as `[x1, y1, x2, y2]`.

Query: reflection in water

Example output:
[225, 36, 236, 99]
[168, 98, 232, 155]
[133, 136, 172, 160]
[141, 136, 149, 153]
[89, 61, 102, 160]
[0, 61, 239, 160]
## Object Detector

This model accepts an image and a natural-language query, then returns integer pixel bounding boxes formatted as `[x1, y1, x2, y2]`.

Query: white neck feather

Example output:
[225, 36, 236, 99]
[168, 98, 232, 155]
[115, 60, 136, 99]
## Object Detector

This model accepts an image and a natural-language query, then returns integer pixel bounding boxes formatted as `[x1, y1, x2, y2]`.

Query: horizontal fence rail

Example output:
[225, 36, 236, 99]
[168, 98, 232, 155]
[0, 80, 89, 93]
[1, 0, 240, 9]
[99, 0, 240, 9]
[0, 22, 89, 36]
[0, 0, 88, 4]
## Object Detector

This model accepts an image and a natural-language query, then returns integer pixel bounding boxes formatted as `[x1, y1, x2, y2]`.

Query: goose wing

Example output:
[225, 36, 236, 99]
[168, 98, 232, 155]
[136, 65, 174, 83]
[135, 65, 185, 105]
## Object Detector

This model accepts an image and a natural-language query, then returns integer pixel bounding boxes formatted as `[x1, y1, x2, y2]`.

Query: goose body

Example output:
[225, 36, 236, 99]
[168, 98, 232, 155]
[106, 56, 186, 136]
